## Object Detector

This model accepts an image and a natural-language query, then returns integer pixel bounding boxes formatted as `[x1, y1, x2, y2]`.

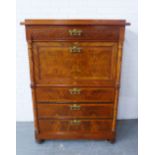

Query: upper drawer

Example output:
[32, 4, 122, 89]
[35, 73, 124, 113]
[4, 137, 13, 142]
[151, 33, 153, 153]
[27, 26, 119, 41]
[36, 87, 115, 102]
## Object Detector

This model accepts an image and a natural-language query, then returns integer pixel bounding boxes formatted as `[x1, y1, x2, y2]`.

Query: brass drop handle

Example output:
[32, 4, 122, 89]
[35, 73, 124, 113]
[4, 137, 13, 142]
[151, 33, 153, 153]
[69, 29, 82, 36]
[69, 88, 81, 95]
[70, 119, 81, 125]
[69, 46, 81, 53]
[70, 104, 81, 110]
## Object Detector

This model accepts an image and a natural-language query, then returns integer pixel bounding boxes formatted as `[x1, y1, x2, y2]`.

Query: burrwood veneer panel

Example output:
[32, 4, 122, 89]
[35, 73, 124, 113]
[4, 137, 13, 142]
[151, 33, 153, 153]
[35, 87, 115, 102]
[37, 103, 114, 119]
[33, 42, 117, 86]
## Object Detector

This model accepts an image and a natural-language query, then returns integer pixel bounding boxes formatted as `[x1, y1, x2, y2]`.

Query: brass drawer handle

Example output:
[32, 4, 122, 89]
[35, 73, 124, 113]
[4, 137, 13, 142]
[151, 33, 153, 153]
[70, 119, 81, 125]
[69, 46, 81, 53]
[70, 104, 81, 110]
[69, 29, 82, 36]
[69, 88, 81, 94]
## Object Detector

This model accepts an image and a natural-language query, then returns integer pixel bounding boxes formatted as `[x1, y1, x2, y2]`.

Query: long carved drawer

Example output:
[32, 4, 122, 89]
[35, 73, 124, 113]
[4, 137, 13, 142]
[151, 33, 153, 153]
[36, 87, 115, 102]
[39, 119, 112, 134]
[28, 26, 119, 41]
[37, 103, 113, 119]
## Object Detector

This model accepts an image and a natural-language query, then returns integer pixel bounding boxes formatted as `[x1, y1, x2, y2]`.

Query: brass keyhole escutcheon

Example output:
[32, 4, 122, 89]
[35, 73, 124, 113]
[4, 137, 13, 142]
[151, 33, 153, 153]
[69, 46, 81, 53]
[70, 119, 81, 125]
[70, 104, 81, 110]
[69, 88, 81, 95]
[68, 29, 82, 36]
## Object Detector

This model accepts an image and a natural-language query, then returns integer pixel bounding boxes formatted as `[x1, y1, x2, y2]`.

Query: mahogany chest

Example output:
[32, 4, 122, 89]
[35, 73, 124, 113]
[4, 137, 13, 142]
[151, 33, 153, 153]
[21, 19, 130, 143]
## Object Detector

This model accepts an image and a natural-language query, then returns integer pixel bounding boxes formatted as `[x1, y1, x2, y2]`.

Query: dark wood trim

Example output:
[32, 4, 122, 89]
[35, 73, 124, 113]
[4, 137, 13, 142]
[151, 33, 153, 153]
[27, 41, 40, 134]
[20, 19, 130, 26]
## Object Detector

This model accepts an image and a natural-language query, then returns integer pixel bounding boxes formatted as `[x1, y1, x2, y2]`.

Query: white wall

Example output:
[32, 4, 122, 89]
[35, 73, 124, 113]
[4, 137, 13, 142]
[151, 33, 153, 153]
[16, 0, 138, 121]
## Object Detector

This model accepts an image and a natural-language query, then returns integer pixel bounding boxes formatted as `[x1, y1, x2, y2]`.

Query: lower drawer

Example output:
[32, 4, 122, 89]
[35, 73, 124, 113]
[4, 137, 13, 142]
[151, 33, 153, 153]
[37, 103, 113, 119]
[38, 119, 112, 134]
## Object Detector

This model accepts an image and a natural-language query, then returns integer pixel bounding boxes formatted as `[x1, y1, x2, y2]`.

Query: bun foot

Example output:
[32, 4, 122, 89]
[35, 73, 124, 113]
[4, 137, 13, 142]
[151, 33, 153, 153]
[35, 130, 44, 144]
[107, 138, 116, 144]
[35, 139, 44, 144]
[109, 138, 115, 144]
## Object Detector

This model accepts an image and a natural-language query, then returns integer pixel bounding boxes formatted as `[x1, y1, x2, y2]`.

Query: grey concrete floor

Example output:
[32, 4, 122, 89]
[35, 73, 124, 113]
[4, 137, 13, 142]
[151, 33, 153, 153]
[16, 119, 138, 155]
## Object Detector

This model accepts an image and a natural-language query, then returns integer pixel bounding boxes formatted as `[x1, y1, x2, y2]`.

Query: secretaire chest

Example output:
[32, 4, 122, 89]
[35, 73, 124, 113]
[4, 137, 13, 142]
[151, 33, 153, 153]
[21, 19, 130, 143]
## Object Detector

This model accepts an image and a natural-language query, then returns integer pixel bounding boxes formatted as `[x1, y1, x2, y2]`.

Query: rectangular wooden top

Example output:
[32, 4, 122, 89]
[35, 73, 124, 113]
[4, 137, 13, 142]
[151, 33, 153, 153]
[20, 19, 130, 26]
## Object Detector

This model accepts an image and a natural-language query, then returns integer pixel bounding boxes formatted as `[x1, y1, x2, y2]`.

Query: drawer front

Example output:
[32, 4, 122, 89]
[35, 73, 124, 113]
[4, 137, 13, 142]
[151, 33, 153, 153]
[37, 103, 113, 119]
[33, 42, 117, 86]
[36, 87, 115, 102]
[29, 26, 119, 41]
[39, 119, 112, 134]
